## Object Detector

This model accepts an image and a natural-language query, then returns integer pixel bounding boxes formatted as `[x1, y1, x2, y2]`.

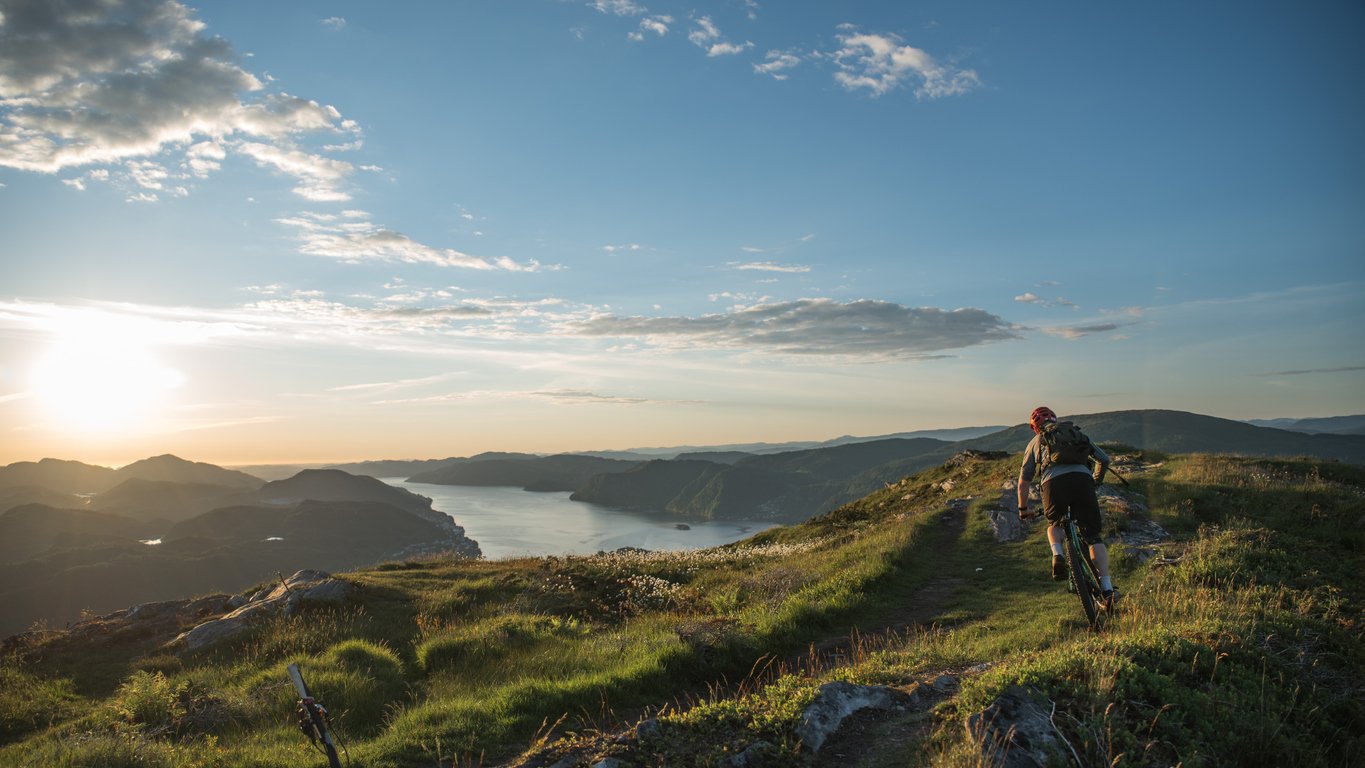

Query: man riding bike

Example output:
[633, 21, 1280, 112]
[1016, 406, 1120, 603]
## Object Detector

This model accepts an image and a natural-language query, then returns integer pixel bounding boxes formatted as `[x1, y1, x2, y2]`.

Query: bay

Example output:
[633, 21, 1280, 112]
[382, 479, 777, 560]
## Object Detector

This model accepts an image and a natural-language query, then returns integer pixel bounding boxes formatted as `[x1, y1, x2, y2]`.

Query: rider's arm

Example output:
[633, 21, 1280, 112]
[1090, 441, 1111, 484]
[1018, 439, 1038, 513]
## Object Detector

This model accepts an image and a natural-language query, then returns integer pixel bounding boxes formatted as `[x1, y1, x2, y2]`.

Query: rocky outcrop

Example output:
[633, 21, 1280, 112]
[172, 569, 355, 651]
[966, 685, 1067, 768]
[795, 681, 919, 753]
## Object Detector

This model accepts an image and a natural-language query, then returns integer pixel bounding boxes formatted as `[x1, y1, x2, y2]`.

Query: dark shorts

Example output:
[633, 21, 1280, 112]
[1042, 471, 1103, 544]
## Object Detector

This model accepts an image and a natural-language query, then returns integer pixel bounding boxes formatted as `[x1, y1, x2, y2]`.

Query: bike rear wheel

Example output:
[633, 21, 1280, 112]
[1066, 530, 1101, 630]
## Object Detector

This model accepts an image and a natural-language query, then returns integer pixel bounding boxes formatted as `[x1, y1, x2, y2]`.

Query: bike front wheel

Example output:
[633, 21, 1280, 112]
[1066, 532, 1101, 630]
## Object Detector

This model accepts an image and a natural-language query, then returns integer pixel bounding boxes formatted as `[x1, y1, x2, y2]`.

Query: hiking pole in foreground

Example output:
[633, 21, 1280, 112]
[288, 663, 344, 768]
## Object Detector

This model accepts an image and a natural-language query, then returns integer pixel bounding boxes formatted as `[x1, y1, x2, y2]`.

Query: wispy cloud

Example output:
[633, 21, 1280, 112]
[1258, 365, 1365, 377]
[732, 261, 811, 273]
[320, 16, 346, 30]
[830, 27, 980, 98]
[629, 15, 673, 40]
[1015, 292, 1078, 309]
[754, 50, 802, 80]
[590, 0, 646, 16]
[1041, 323, 1126, 340]
[375, 387, 691, 407]
[688, 16, 752, 57]
[561, 298, 1020, 359]
[0, 0, 356, 197]
[277, 211, 543, 270]
[330, 373, 464, 393]
[602, 243, 642, 253]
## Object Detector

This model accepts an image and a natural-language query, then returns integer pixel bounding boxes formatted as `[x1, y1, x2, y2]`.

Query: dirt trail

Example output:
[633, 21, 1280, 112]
[798, 497, 973, 672]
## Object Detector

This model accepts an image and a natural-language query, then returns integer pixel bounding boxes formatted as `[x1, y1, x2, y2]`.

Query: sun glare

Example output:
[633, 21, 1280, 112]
[31, 320, 185, 435]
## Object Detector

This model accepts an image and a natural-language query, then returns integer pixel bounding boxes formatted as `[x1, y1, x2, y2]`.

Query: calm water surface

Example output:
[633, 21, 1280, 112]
[383, 479, 777, 560]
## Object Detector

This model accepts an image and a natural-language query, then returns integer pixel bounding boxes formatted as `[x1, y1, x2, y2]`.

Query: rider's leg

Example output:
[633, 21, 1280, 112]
[1089, 542, 1111, 581]
[1047, 524, 1066, 552]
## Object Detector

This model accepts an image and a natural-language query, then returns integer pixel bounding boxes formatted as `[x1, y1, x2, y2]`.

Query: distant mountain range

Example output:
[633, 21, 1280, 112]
[1244, 414, 1365, 435]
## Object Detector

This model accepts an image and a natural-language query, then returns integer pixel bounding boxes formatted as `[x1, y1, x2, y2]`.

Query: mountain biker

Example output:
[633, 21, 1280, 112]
[1016, 406, 1119, 603]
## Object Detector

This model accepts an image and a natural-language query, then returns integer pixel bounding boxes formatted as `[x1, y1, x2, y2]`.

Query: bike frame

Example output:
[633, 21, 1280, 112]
[1062, 512, 1106, 631]
[288, 663, 344, 768]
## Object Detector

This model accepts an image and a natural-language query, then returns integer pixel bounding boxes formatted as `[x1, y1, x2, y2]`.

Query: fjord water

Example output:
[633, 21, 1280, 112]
[383, 479, 776, 559]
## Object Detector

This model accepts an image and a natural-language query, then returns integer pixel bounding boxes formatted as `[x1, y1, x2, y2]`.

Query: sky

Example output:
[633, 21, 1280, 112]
[1, 0, 1362, 467]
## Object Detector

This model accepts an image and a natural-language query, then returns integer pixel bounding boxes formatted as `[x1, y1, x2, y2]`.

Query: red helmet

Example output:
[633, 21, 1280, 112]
[1029, 406, 1057, 433]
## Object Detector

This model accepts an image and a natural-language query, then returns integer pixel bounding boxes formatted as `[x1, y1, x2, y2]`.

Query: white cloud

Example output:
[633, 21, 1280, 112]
[561, 298, 1020, 359]
[590, 0, 646, 16]
[754, 50, 802, 80]
[629, 15, 672, 40]
[321, 16, 346, 30]
[277, 210, 543, 271]
[0, 0, 357, 198]
[733, 261, 810, 273]
[831, 29, 980, 98]
[62, 178, 85, 191]
[688, 16, 752, 57]
[238, 141, 353, 201]
[602, 243, 642, 253]
[185, 140, 226, 177]
[1015, 292, 1041, 303]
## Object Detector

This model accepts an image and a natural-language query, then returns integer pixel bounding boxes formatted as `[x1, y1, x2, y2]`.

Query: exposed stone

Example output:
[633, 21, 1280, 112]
[966, 685, 1063, 768]
[634, 718, 663, 741]
[590, 759, 624, 768]
[722, 740, 774, 767]
[172, 570, 354, 651]
[795, 681, 916, 753]
[931, 674, 959, 693]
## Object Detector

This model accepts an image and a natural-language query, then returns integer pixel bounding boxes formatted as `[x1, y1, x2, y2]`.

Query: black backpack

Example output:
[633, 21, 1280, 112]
[1039, 421, 1092, 469]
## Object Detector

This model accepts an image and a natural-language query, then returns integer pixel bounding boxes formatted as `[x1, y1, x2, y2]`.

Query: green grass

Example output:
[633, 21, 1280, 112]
[1, 451, 1361, 767]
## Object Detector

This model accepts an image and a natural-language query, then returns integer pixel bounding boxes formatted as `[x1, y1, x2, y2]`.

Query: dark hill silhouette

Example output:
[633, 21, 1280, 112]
[89, 479, 250, 523]
[0, 504, 150, 564]
[248, 469, 440, 520]
[572, 459, 727, 512]
[572, 440, 962, 522]
[962, 409, 1365, 463]
[0, 458, 118, 494]
[737, 437, 954, 479]
[0, 496, 478, 635]
[1246, 414, 1365, 435]
[0, 485, 83, 515]
[166, 500, 452, 549]
[408, 454, 638, 491]
[114, 454, 264, 490]
[327, 452, 539, 479]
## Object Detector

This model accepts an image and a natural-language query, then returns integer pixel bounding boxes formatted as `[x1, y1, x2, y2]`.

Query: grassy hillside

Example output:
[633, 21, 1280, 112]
[1, 450, 1360, 767]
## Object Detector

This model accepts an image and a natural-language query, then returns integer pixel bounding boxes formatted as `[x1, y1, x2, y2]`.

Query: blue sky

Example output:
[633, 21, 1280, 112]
[1, 0, 1362, 466]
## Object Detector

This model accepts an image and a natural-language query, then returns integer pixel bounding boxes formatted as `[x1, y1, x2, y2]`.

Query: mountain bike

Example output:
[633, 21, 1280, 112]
[1022, 505, 1109, 631]
[288, 663, 345, 768]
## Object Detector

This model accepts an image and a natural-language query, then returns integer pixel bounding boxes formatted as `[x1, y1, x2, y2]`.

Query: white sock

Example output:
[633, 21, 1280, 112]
[1050, 542, 1064, 557]
[1101, 576, 1113, 591]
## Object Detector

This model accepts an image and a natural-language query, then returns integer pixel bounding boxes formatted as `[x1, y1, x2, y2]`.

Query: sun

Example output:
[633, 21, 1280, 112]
[30, 320, 185, 436]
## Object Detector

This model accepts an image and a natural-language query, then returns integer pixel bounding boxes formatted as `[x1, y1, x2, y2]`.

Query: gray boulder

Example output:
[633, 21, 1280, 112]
[795, 681, 916, 753]
[173, 570, 353, 651]
[965, 685, 1064, 768]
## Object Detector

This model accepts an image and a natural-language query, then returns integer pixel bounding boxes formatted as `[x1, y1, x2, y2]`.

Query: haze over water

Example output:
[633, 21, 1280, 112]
[384, 479, 775, 560]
